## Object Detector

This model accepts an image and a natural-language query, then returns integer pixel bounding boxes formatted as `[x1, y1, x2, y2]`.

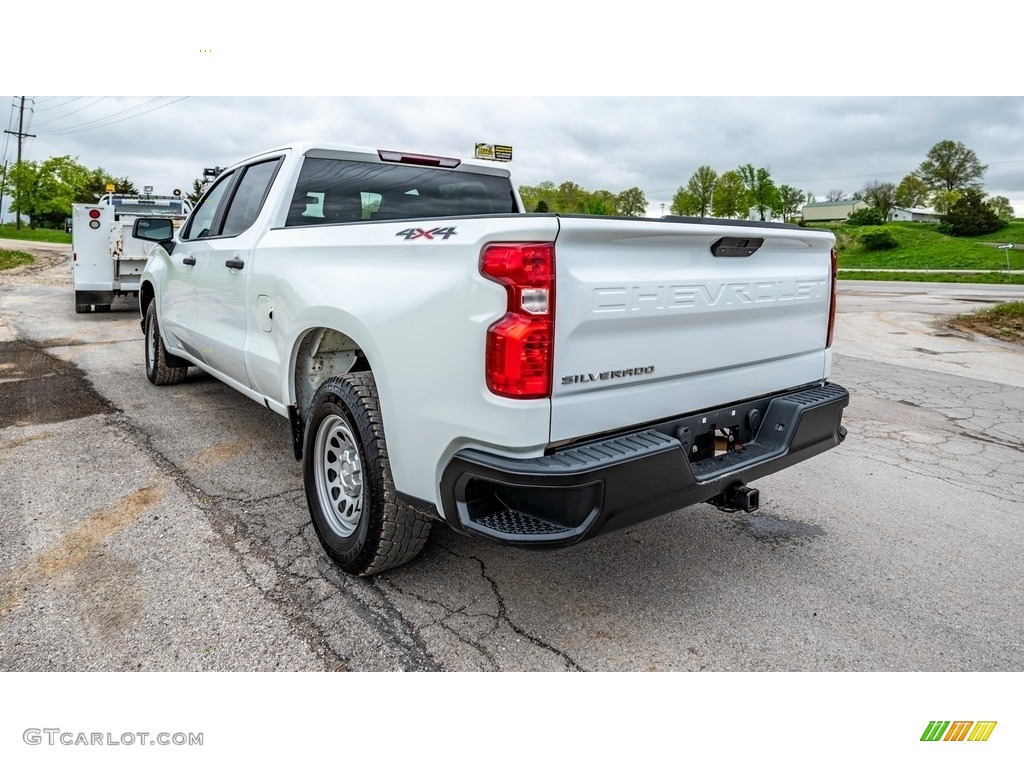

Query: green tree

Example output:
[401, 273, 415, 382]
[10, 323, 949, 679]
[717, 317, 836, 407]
[670, 187, 700, 216]
[77, 168, 138, 203]
[518, 181, 556, 212]
[857, 181, 898, 222]
[712, 171, 748, 219]
[534, 200, 549, 213]
[777, 185, 807, 222]
[738, 164, 779, 221]
[931, 189, 962, 215]
[681, 165, 718, 217]
[185, 177, 206, 206]
[939, 188, 1003, 236]
[916, 140, 987, 192]
[111, 176, 140, 196]
[986, 195, 1015, 222]
[895, 174, 930, 209]
[587, 190, 618, 215]
[4, 155, 91, 229]
[557, 181, 589, 213]
[1, 161, 32, 226]
[616, 187, 648, 217]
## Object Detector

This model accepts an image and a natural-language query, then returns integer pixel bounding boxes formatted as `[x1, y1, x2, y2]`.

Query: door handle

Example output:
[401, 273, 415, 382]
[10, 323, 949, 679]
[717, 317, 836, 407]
[225, 258, 245, 270]
[182, 256, 196, 266]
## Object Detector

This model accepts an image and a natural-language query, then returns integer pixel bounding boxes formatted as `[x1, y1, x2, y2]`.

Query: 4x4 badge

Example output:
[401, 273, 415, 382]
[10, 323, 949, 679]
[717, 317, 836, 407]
[396, 227, 457, 241]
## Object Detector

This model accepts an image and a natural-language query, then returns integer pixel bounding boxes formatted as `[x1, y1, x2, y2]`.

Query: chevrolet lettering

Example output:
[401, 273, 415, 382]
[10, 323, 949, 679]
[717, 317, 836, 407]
[132, 142, 848, 577]
[593, 279, 827, 313]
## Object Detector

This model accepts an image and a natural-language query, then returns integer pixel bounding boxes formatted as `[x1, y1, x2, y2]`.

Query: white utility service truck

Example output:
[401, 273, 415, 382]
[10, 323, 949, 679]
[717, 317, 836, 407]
[72, 189, 192, 313]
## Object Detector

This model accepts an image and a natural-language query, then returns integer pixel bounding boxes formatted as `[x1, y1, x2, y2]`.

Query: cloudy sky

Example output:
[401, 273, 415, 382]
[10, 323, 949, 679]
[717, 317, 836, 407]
[5, 2, 1022, 221]
[4, 96, 1023, 219]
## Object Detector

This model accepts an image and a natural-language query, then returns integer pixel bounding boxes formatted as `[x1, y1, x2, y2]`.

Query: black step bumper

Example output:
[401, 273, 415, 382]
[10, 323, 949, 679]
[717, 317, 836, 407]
[439, 382, 849, 546]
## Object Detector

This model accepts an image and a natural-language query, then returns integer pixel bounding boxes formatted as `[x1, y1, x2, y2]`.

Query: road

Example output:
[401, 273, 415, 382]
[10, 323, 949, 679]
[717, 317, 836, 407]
[1, 246, 1022, 672]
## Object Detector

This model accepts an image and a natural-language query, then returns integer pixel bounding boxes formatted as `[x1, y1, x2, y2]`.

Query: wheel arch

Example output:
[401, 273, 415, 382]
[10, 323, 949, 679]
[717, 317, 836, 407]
[139, 279, 156, 321]
[290, 325, 376, 422]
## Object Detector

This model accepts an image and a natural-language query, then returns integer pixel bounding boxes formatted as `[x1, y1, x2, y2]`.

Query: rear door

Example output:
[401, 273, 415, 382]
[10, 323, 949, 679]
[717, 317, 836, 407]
[549, 217, 835, 442]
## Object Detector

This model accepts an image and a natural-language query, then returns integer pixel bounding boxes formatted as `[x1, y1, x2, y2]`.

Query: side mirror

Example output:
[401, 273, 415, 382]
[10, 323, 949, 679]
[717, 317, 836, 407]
[132, 218, 176, 254]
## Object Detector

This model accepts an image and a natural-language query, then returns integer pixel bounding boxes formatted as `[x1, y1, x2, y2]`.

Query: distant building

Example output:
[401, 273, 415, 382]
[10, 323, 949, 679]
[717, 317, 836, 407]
[888, 206, 939, 223]
[801, 200, 868, 222]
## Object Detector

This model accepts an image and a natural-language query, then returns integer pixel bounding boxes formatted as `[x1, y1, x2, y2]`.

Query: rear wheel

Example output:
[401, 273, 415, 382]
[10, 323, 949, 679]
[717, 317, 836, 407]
[144, 301, 188, 385]
[303, 372, 431, 576]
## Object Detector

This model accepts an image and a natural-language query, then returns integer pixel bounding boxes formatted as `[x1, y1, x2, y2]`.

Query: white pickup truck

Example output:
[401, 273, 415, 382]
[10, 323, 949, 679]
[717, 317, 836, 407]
[133, 142, 848, 576]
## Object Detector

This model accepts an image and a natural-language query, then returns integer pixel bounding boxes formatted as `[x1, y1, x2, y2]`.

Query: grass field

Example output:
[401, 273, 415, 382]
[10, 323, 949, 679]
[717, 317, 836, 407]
[828, 220, 1024, 272]
[0, 224, 72, 244]
[0, 248, 34, 270]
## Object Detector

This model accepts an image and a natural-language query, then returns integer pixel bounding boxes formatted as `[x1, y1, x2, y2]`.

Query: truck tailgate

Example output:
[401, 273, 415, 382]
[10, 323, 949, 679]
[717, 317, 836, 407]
[550, 217, 835, 443]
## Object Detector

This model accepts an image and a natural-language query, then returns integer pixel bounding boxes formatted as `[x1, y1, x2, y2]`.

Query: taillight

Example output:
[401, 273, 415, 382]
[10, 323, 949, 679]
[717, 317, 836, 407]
[88, 209, 101, 219]
[826, 247, 838, 349]
[481, 242, 555, 398]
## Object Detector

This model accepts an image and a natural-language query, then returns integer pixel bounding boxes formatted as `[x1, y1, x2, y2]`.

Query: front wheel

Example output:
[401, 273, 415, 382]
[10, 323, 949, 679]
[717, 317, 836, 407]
[303, 372, 431, 576]
[144, 301, 188, 385]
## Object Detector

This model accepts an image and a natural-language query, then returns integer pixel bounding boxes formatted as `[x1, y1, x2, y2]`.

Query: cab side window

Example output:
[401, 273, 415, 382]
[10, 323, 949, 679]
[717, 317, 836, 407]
[221, 158, 282, 237]
[182, 171, 235, 240]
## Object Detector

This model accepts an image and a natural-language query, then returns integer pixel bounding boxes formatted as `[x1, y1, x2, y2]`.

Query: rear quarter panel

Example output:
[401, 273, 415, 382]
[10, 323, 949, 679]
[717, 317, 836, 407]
[251, 215, 562, 508]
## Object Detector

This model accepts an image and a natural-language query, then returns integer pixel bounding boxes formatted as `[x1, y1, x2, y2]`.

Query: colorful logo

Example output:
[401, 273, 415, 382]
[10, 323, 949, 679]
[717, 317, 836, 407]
[921, 721, 997, 742]
[395, 227, 457, 241]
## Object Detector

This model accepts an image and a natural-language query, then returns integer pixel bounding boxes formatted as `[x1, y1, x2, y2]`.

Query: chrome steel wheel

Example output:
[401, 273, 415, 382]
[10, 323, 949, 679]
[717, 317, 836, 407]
[302, 373, 432, 575]
[314, 413, 363, 538]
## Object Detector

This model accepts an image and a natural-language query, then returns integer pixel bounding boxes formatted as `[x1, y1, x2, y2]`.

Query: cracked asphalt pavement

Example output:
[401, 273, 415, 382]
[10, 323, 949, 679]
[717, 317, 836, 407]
[1, 249, 1022, 672]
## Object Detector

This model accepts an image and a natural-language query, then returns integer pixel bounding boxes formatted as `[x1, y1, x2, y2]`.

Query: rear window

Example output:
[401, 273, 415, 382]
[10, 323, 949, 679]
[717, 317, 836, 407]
[285, 157, 517, 227]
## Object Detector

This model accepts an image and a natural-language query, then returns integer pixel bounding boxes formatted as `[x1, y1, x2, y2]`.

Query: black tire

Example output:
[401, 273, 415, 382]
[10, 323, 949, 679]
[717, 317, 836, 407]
[95, 304, 111, 313]
[303, 372, 431, 576]
[144, 301, 189, 385]
[75, 304, 91, 314]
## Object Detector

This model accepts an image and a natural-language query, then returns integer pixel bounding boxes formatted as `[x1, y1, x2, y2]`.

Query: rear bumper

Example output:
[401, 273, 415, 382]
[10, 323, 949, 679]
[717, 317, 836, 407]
[74, 289, 114, 305]
[439, 382, 849, 546]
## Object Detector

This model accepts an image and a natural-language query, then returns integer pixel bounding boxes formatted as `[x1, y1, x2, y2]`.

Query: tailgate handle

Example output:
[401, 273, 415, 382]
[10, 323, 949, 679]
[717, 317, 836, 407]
[711, 237, 763, 258]
[225, 258, 245, 270]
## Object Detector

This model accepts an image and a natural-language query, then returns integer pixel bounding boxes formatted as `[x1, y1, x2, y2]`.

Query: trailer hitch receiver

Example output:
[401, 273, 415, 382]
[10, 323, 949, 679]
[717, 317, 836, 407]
[712, 484, 760, 513]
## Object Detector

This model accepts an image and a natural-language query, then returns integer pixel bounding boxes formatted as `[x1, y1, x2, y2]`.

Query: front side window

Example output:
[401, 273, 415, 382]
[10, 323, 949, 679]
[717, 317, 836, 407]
[183, 171, 235, 240]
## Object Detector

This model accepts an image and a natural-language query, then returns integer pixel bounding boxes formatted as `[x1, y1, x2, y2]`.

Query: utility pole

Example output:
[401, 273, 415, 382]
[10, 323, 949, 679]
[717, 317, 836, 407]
[0, 161, 7, 233]
[4, 96, 36, 230]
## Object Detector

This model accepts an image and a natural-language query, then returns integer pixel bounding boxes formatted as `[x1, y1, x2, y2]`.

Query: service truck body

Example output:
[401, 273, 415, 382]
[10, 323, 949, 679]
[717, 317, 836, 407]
[132, 142, 848, 575]
[72, 192, 191, 312]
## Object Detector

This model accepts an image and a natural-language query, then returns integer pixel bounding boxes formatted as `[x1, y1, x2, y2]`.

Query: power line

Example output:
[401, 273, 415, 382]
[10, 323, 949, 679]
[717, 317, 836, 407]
[31, 97, 108, 127]
[37, 97, 188, 136]
[32, 96, 85, 113]
[2, 99, 15, 163]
